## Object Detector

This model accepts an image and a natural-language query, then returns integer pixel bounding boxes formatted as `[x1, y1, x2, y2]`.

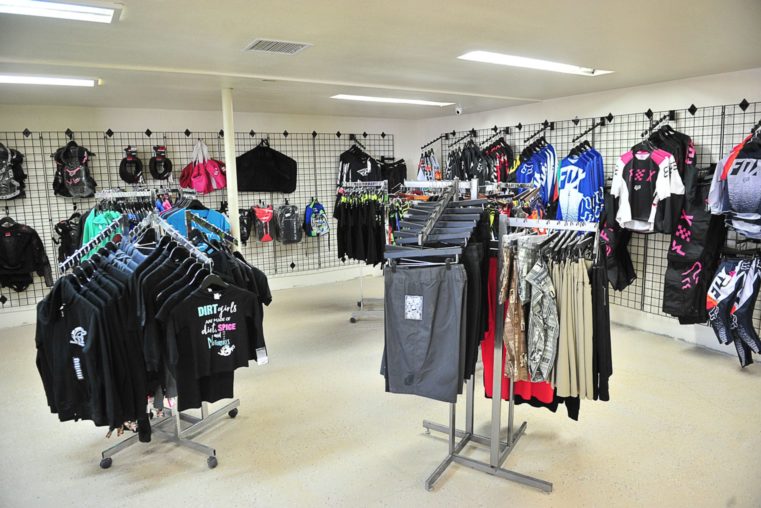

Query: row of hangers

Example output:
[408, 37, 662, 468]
[521, 135, 549, 161]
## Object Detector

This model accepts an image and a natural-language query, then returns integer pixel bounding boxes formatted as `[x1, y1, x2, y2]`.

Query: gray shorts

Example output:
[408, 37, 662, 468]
[382, 264, 467, 403]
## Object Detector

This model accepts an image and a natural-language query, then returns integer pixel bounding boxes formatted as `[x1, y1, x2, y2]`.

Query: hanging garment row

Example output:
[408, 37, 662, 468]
[36, 213, 271, 441]
[0, 214, 52, 291]
[333, 182, 387, 265]
[444, 136, 516, 185]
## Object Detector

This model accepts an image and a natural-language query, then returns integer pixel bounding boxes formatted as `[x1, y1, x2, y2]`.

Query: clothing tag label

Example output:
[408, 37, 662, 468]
[405, 295, 423, 320]
[256, 347, 269, 366]
[213, 293, 221, 300]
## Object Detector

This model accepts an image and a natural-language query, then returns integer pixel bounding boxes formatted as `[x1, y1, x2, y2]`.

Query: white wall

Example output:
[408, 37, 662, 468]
[416, 67, 761, 142]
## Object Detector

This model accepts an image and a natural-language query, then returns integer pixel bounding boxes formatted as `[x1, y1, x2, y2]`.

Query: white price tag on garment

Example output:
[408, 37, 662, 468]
[256, 347, 269, 366]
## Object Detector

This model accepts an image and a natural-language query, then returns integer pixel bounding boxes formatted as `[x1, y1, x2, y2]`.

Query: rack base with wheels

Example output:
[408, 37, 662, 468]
[100, 399, 240, 470]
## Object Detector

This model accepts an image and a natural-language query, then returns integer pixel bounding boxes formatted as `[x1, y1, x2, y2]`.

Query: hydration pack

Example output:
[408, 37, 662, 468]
[274, 204, 302, 244]
[253, 205, 274, 243]
[304, 198, 329, 237]
[53, 213, 82, 262]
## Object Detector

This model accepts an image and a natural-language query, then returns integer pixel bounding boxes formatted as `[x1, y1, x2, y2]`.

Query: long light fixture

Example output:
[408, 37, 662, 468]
[458, 51, 613, 77]
[0, 74, 98, 87]
[331, 94, 453, 107]
[0, 0, 121, 24]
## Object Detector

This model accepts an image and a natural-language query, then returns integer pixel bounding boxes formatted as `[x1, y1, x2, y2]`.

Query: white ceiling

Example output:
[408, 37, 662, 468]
[0, 0, 760, 119]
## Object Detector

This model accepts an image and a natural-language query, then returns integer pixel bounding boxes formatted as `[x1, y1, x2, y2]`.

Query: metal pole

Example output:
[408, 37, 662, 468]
[221, 88, 241, 248]
[490, 214, 507, 467]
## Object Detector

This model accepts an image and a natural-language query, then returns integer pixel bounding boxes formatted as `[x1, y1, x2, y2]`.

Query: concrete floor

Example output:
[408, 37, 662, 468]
[1, 277, 761, 508]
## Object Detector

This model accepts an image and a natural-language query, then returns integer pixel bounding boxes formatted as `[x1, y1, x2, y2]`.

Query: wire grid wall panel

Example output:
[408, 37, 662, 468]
[436, 101, 761, 331]
[0, 129, 394, 312]
[0, 131, 52, 309]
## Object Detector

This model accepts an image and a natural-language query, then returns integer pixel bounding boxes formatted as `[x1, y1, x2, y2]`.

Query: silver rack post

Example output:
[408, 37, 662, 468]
[421, 213, 554, 493]
[99, 212, 240, 470]
[342, 180, 387, 323]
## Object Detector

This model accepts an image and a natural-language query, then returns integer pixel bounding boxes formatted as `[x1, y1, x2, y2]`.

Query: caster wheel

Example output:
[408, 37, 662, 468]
[100, 457, 112, 469]
[228, 408, 238, 418]
[350, 317, 357, 323]
[207, 456, 218, 469]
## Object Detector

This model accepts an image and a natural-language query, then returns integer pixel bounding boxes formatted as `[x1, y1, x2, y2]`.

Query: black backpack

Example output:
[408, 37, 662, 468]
[53, 141, 97, 198]
[53, 213, 82, 262]
[0, 143, 26, 200]
[119, 145, 143, 184]
[274, 203, 302, 244]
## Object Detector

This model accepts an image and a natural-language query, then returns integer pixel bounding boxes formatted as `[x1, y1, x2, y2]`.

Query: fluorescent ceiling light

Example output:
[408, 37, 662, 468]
[458, 51, 613, 77]
[0, 74, 97, 87]
[0, 0, 121, 23]
[331, 94, 453, 107]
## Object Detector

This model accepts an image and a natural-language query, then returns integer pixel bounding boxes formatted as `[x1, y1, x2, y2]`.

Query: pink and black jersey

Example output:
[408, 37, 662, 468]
[611, 148, 682, 232]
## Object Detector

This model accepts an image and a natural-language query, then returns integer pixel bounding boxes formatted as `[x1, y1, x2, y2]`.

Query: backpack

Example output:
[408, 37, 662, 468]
[274, 204, 302, 244]
[0, 144, 26, 200]
[53, 213, 82, 262]
[253, 205, 274, 242]
[148, 145, 173, 180]
[53, 141, 97, 198]
[304, 198, 330, 237]
[179, 139, 227, 194]
[118, 145, 143, 184]
[239, 207, 253, 245]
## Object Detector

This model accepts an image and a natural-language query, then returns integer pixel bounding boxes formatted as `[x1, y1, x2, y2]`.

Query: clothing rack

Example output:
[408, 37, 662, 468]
[421, 213, 552, 492]
[523, 120, 555, 143]
[571, 118, 607, 143]
[185, 209, 239, 247]
[341, 180, 388, 191]
[640, 110, 677, 137]
[449, 129, 478, 147]
[95, 189, 155, 200]
[99, 211, 239, 471]
[58, 216, 128, 273]
[484, 127, 510, 144]
[340, 180, 388, 323]
[422, 215, 600, 490]
[421, 134, 447, 150]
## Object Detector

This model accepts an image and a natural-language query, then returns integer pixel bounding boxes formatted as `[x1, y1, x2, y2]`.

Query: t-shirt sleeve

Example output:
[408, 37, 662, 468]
[611, 157, 625, 197]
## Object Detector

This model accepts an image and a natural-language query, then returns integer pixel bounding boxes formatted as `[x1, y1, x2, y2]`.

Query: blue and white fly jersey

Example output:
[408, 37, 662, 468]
[556, 149, 604, 222]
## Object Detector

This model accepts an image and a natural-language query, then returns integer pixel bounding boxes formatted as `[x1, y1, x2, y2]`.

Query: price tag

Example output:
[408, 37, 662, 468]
[256, 347, 269, 366]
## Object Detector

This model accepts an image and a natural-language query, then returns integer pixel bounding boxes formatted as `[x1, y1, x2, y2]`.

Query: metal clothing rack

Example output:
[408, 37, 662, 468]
[340, 180, 388, 323]
[58, 215, 128, 272]
[99, 212, 239, 470]
[185, 209, 240, 247]
[422, 215, 600, 491]
[94, 189, 155, 200]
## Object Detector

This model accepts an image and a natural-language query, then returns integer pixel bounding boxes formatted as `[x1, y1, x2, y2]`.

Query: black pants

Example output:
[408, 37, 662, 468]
[462, 243, 484, 380]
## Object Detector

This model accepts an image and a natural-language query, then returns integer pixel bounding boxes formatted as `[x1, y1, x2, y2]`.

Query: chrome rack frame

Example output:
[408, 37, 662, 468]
[58, 215, 128, 273]
[185, 209, 240, 248]
[422, 216, 599, 491]
[99, 212, 239, 470]
[340, 180, 388, 323]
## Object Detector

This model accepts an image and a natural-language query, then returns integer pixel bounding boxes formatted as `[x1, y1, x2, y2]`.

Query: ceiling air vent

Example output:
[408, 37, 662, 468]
[244, 39, 312, 55]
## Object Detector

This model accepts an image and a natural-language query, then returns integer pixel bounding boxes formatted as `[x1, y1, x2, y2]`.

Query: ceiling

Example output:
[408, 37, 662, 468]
[0, 0, 760, 119]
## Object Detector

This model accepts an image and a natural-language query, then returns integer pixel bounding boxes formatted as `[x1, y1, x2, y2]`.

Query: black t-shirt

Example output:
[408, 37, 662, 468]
[166, 285, 266, 379]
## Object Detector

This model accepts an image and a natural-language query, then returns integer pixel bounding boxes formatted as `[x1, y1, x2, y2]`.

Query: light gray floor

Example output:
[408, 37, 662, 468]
[1, 277, 760, 507]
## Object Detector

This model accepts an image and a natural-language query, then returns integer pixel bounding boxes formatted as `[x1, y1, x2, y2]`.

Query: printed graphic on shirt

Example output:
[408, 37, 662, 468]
[405, 295, 423, 320]
[72, 357, 84, 380]
[197, 301, 239, 356]
[69, 326, 87, 347]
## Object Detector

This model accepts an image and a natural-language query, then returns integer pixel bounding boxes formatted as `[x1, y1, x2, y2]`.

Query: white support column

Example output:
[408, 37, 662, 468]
[221, 88, 241, 247]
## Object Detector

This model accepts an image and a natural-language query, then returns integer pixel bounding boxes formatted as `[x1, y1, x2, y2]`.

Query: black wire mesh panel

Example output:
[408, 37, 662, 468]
[435, 101, 761, 334]
[0, 131, 51, 310]
[0, 129, 394, 314]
